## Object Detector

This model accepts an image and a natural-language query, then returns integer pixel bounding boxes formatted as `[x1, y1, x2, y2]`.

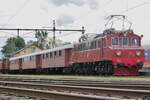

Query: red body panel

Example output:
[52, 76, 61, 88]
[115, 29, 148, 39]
[0, 60, 2, 70]
[2, 59, 9, 71]
[22, 60, 36, 69]
[41, 49, 71, 68]
[42, 56, 65, 68]
[71, 49, 101, 63]
[112, 48, 145, 66]
[65, 49, 72, 67]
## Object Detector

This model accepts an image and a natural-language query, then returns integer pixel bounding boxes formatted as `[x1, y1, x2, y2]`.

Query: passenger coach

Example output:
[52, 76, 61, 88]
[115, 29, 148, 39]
[9, 44, 73, 74]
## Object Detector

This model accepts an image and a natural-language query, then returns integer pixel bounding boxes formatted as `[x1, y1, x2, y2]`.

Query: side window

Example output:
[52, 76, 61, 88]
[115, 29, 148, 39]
[82, 43, 86, 50]
[112, 37, 118, 45]
[54, 51, 57, 56]
[90, 41, 94, 49]
[96, 40, 99, 48]
[50, 52, 53, 58]
[59, 50, 62, 56]
[123, 37, 128, 46]
[131, 37, 139, 46]
[94, 41, 97, 48]
[46, 53, 49, 58]
[30, 56, 32, 61]
[78, 44, 82, 51]
[87, 42, 90, 49]
[43, 54, 45, 59]
[74, 45, 78, 51]
[98, 40, 102, 48]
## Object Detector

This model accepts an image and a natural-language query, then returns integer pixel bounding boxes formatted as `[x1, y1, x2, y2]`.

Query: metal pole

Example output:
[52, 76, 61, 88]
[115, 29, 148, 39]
[53, 20, 56, 47]
[17, 29, 19, 37]
[82, 26, 85, 35]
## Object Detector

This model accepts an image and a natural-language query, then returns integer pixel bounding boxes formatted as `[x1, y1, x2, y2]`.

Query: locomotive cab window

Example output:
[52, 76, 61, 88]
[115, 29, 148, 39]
[131, 37, 139, 46]
[123, 37, 128, 46]
[112, 37, 118, 45]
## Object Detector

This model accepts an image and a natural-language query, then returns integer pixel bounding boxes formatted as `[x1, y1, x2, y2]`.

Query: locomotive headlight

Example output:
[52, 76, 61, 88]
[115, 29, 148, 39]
[136, 51, 141, 56]
[116, 51, 122, 56]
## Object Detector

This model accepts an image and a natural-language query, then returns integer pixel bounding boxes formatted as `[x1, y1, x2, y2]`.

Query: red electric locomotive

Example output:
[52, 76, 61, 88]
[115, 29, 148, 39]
[71, 15, 144, 76]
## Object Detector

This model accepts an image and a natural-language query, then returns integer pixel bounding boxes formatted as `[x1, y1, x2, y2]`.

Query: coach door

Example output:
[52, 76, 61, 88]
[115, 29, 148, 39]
[19, 59, 22, 71]
[36, 55, 42, 69]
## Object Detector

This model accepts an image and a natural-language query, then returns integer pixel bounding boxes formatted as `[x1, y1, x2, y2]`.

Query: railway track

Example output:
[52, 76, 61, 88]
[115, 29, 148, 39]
[1, 80, 150, 90]
[0, 86, 118, 100]
[1, 76, 150, 85]
[0, 81, 150, 100]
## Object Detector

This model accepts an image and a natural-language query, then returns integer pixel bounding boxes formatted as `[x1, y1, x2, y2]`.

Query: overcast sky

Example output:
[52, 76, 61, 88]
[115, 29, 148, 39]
[0, 0, 150, 48]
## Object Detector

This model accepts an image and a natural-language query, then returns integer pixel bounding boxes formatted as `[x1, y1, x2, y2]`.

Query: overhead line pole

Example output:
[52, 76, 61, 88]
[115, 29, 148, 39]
[53, 20, 56, 47]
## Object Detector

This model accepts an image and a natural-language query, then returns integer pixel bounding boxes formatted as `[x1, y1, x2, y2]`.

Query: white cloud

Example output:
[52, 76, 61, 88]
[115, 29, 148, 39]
[48, 0, 99, 10]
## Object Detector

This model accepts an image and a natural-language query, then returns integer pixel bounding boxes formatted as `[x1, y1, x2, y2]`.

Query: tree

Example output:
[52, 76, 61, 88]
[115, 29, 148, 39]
[35, 30, 48, 49]
[35, 30, 63, 49]
[1, 36, 25, 57]
[47, 37, 62, 49]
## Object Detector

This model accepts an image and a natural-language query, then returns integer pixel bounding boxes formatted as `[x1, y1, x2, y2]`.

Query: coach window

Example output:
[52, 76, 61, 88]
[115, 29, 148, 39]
[131, 37, 139, 46]
[32, 56, 34, 60]
[43, 54, 45, 59]
[54, 51, 57, 56]
[46, 53, 49, 58]
[30, 56, 32, 61]
[50, 52, 53, 58]
[59, 50, 62, 56]
[123, 37, 128, 46]
[112, 37, 118, 45]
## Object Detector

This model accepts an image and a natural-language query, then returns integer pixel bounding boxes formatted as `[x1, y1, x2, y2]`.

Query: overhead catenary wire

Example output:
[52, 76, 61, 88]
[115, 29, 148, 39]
[120, 0, 150, 13]
[1, 0, 31, 28]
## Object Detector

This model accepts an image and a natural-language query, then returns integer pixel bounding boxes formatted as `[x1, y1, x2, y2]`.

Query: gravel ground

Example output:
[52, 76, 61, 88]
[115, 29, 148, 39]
[0, 93, 42, 100]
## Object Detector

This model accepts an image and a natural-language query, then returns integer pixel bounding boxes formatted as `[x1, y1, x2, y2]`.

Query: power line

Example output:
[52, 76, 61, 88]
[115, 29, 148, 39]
[121, 0, 150, 13]
[2, 0, 30, 28]
[0, 31, 16, 37]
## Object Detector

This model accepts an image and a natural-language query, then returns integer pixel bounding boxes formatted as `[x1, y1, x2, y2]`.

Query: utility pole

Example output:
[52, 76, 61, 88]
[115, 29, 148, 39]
[82, 26, 85, 35]
[17, 29, 19, 37]
[53, 20, 56, 47]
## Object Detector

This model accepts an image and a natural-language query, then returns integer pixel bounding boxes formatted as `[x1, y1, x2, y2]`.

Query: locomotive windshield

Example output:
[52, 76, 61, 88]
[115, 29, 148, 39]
[131, 37, 139, 46]
[112, 37, 118, 45]
[111, 36, 140, 46]
[123, 37, 128, 46]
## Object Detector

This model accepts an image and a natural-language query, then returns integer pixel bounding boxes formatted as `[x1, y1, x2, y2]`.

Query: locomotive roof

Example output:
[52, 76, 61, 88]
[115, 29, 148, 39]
[103, 28, 134, 35]
[10, 44, 73, 61]
[79, 29, 134, 42]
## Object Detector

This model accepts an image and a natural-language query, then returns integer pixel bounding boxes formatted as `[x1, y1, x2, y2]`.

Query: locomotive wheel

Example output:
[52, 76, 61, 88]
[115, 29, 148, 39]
[95, 61, 113, 75]
[63, 67, 72, 74]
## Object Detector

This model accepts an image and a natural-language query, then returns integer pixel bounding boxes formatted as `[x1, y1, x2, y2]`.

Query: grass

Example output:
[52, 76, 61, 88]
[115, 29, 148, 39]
[0, 74, 150, 81]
